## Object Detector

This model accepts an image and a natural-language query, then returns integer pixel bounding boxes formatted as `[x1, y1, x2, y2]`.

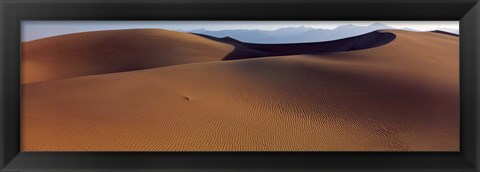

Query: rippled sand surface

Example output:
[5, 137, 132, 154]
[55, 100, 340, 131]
[21, 29, 459, 151]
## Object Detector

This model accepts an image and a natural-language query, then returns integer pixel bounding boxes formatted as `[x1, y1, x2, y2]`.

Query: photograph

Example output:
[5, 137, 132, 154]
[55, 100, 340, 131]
[20, 21, 459, 152]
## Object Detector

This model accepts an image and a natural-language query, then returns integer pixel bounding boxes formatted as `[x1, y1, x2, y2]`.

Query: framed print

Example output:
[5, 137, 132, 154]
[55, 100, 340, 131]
[1, 0, 479, 171]
[19, 20, 459, 152]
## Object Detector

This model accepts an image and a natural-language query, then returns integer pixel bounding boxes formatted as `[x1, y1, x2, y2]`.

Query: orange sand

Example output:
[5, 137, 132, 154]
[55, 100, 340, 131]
[21, 29, 234, 84]
[21, 29, 459, 151]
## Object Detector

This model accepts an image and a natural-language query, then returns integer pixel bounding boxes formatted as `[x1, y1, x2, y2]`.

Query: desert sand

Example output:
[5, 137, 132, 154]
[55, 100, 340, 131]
[21, 29, 234, 84]
[21, 29, 459, 151]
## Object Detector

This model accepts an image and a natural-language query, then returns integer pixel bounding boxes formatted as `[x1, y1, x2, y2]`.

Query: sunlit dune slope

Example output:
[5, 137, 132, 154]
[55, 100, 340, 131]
[22, 30, 459, 151]
[21, 29, 234, 84]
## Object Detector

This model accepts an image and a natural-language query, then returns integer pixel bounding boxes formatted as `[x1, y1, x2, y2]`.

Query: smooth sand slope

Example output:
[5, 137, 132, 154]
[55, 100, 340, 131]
[21, 30, 459, 151]
[21, 29, 234, 84]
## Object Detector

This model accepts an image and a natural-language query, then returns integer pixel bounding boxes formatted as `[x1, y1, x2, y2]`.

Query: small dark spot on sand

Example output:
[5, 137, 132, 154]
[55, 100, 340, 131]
[184, 96, 190, 101]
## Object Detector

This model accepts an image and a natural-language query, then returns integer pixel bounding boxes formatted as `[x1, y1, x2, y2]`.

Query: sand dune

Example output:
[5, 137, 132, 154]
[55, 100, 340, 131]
[21, 29, 234, 84]
[22, 29, 396, 84]
[21, 30, 459, 151]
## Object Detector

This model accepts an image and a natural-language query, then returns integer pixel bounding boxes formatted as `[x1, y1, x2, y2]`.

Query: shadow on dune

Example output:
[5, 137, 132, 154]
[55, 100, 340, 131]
[194, 31, 396, 60]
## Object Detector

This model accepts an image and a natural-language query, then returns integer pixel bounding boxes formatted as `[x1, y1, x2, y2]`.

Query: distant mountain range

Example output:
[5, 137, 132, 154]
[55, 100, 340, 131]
[187, 23, 459, 43]
[22, 23, 459, 43]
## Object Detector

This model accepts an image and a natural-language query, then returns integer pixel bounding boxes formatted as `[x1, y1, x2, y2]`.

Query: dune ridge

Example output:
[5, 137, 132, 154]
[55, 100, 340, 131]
[22, 29, 396, 84]
[21, 29, 234, 84]
[22, 30, 459, 151]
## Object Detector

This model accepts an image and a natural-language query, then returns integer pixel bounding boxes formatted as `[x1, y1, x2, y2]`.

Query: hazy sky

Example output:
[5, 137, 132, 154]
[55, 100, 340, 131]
[21, 21, 459, 42]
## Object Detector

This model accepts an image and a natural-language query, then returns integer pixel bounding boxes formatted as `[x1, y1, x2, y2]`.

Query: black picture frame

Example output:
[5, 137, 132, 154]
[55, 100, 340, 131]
[1, 0, 479, 171]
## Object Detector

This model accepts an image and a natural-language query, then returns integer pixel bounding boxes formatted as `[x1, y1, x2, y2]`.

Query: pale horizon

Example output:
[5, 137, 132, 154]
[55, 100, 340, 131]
[21, 21, 459, 42]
